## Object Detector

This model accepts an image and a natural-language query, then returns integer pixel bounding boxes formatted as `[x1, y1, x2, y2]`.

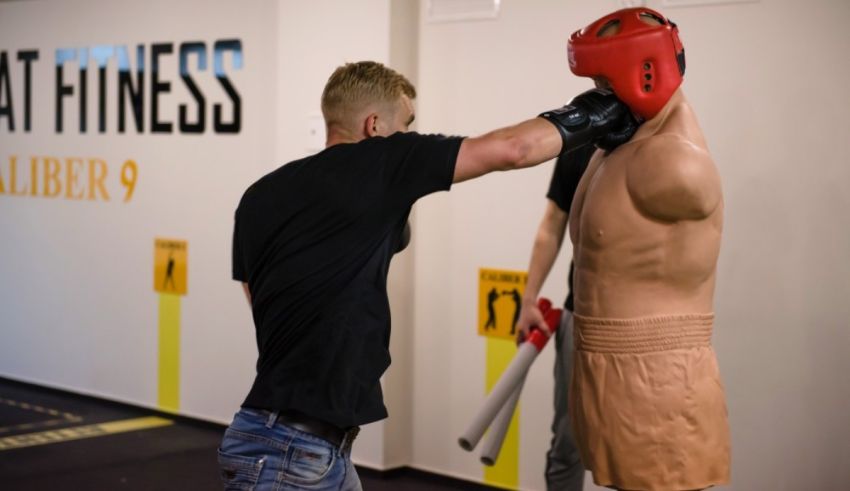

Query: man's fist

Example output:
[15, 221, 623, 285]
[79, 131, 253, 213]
[596, 110, 639, 152]
[539, 88, 637, 155]
[515, 298, 551, 345]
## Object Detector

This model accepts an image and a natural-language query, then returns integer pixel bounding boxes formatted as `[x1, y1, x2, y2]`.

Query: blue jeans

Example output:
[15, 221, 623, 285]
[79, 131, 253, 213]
[218, 408, 362, 491]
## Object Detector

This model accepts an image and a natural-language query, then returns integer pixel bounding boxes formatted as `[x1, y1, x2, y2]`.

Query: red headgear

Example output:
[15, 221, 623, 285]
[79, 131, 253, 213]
[568, 8, 685, 120]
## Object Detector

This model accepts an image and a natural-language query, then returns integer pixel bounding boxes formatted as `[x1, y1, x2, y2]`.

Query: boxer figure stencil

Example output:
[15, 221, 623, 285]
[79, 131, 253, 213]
[566, 8, 731, 490]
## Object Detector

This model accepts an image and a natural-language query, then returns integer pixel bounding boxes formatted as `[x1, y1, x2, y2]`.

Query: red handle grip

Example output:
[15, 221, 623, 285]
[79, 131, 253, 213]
[527, 298, 562, 352]
[537, 297, 552, 315]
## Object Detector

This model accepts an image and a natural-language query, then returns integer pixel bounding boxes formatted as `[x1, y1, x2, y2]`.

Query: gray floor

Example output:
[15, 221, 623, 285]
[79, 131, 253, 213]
[0, 378, 495, 490]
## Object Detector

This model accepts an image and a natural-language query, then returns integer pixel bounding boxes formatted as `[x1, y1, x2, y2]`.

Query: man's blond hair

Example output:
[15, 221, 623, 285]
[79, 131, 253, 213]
[321, 61, 416, 131]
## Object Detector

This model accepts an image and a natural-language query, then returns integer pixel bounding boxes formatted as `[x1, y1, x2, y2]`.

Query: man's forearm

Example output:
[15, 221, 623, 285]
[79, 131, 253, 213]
[454, 89, 635, 184]
[524, 201, 569, 304]
[509, 117, 566, 170]
[454, 118, 562, 183]
[523, 226, 563, 305]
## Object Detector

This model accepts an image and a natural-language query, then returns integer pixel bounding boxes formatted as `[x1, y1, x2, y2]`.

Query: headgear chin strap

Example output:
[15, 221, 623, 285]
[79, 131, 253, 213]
[568, 8, 685, 120]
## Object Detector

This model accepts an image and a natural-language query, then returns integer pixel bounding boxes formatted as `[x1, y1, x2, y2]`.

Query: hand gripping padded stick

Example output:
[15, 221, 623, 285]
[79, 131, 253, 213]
[458, 298, 562, 452]
[479, 305, 562, 465]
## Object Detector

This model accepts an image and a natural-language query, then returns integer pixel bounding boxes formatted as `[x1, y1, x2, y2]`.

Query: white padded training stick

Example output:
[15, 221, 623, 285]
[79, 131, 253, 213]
[480, 376, 526, 466]
[458, 299, 561, 452]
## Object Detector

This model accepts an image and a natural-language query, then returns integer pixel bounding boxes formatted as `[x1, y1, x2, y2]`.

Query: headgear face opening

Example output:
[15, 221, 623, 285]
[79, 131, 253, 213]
[568, 8, 686, 120]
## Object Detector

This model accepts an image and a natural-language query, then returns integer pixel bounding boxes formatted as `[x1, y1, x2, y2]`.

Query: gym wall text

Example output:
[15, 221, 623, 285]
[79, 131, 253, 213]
[0, 155, 137, 203]
[0, 39, 242, 135]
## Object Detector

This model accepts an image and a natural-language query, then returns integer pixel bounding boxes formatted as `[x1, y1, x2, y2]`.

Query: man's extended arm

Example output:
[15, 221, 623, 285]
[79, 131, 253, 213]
[453, 89, 634, 184]
[454, 118, 562, 184]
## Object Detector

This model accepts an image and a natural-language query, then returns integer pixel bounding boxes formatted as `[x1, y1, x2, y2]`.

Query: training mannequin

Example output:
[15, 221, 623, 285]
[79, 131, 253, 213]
[566, 8, 731, 491]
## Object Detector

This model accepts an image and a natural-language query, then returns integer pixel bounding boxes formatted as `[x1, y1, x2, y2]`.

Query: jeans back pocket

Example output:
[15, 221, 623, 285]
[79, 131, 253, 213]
[283, 441, 337, 485]
[218, 449, 265, 490]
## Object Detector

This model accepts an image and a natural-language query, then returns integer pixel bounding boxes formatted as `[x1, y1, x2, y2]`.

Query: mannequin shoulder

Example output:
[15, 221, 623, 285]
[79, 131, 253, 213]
[626, 134, 722, 221]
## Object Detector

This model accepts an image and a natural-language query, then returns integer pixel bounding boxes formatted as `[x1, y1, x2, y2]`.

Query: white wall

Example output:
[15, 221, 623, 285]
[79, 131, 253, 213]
[413, 0, 850, 489]
[0, 0, 278, 420]
[686, 0, 850, 486]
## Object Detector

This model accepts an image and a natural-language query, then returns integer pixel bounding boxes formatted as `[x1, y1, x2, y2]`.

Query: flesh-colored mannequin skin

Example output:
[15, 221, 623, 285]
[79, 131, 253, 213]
[569, 88, 722, 319]
[567, 88, 730, 491]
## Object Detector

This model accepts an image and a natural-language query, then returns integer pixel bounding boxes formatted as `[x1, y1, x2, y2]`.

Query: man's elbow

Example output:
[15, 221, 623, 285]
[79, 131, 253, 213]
[535, 228, 563, 253]
[499, 136, 534, 171]
[457, 132, 537, 181]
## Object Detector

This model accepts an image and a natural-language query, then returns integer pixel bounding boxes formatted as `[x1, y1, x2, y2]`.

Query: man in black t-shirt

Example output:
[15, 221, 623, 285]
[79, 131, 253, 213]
[220, 61, 636, 490]
[516, 146, 595, 491]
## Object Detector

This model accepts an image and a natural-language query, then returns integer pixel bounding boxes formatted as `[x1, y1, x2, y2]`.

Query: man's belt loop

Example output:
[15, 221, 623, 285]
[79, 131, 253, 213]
[339, 426, 360, 456]
[265, 410, 279, 429]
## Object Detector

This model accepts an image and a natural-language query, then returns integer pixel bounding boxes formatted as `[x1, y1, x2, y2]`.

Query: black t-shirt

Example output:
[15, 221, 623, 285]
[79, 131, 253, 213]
[545, 145, 596, 312]
[232, 132, 463, 429]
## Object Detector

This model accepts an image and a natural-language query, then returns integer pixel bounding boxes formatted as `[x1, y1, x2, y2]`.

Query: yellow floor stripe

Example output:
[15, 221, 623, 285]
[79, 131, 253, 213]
[0, 416, 173, 451]
[0, 419, 67, 435]
[158, 293, 181, 412]
[0, 398, 83, 435]
[483, 337, 520, 490]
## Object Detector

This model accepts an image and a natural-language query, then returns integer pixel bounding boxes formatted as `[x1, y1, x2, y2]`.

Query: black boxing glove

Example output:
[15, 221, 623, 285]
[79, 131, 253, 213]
[539, 88, 632, 155]
[596, 111, 640, 152]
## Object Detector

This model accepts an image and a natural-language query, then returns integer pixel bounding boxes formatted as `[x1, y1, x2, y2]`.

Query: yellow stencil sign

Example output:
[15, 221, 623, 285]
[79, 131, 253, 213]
[478, 268, 527, 341]
[154, 238, 188, 295]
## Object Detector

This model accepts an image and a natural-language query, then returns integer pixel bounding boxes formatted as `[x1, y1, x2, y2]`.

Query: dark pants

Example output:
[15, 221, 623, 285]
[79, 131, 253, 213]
[545, 310, 585, 491]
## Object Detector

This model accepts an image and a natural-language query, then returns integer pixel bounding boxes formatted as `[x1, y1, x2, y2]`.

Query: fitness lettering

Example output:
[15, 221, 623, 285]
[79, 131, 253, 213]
[0, 39, 242, 134]
[0, 155, 138, 202]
